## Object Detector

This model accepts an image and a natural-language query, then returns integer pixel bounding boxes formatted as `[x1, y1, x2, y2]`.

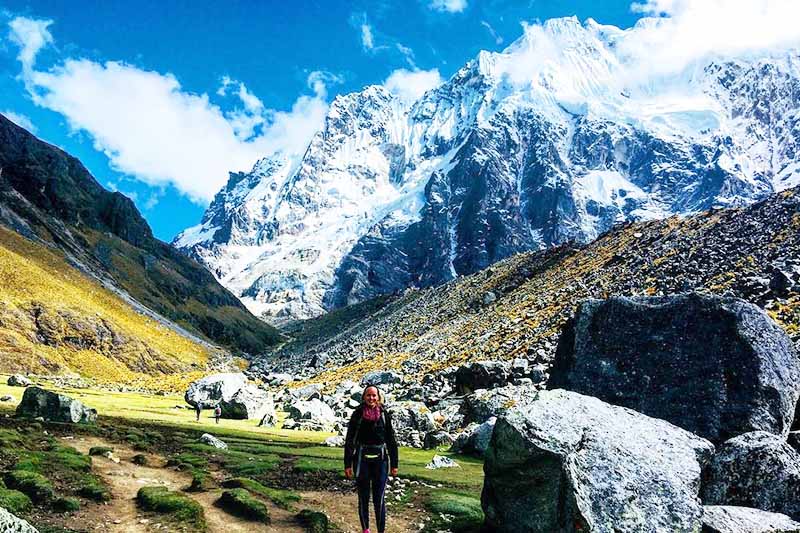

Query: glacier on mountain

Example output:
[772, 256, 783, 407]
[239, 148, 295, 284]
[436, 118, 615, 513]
[174, 16, 800, 323]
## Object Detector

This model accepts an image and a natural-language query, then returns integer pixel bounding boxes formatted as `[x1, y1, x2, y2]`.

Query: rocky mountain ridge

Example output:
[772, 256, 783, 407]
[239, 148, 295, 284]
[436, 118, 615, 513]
[176, 16, 800, 323]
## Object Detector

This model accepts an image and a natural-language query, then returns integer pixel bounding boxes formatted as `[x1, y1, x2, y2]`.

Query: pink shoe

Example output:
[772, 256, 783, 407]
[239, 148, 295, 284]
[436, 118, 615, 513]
[363, 530, 370, 533]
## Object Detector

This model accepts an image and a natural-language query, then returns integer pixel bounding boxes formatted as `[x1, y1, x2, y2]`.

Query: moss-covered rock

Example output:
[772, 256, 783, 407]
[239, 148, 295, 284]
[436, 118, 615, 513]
[88, 446, 113, 456]
[136, 486, 205, 528]
[297, 509, 329, 533]
[0, 487, 33, 514]
[4, 470, 54, 503]
[216, 488, 270, 523]
[221, 478, 300, 510]
[53, 496, 81, 512]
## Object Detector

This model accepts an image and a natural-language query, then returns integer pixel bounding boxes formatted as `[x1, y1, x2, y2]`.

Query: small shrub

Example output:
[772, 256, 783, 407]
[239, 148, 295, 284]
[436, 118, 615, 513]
[0, 487, 32, 513]
[221, 478, 300, 510]
[88, 446, 113, 456]
[216, 489, 270, 523]
[297, 509, 329, 533]
[4, 470, 54, 503]
[53, 496, 80, 512]
[136, 486, 205, 528]
[78, 478, 111, 502]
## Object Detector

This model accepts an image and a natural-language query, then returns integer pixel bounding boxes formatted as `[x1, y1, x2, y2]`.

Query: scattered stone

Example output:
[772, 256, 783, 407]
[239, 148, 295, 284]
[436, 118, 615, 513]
[0, 506, 38, 532]
[220, 384, 274, 420]
[459, 384, 538, 425]
[454, 361, 510, 394]
[386, 401, 436, 448]
[324, 435, 345, 447]
[285, 399, 336, 431]
[550, 294, 800, 444]
[7, 375, 31, 387]
[199, 433, 228, 450]
[16, 387, 97, 424]
[361, 370, 403, 387]
[450, 418, 496, 457]
[482, 389, 714, 533]
[425, 455, 460, 469]
[185, 373, 247, 409]
[265, 373, 294, 386]
[702, 506, 800, 533]
[1, 395, 15, 402]
[482, 291, 497, 305]
[423, 430, 454, 450]
[288, 383, 324, 401]
[702, 431, 800, 520]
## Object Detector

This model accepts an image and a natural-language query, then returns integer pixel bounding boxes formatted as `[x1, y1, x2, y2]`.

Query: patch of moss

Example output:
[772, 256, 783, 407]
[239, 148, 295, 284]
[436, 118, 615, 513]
[297, 509, 330, 533]
[78, 478, 111, 502]
[221, 478, 300, 510]
[0, 487, 32, 513]
[136, 486, 205, 529]
[187, 468, 214, 492]
[53, 496, 80, 512]
[4, 469, 54, 503]
[216, 488, 270, 523]
[424, 490, 484, 533]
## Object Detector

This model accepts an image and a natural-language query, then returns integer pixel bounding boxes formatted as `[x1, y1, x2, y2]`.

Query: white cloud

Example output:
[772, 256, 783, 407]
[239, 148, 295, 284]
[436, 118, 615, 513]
[428, 0, 467, 13]
[481, 20, 503, 45]
[306, 70, 344, 99]
[2, 110, 37, 133]
[395, 43, 417, 69]
[8, 17, 52, 73]
[383, 68, 443, 104]
[621, 0, 800, 79]
[361, 23, 375, 50]
[8, 16, 329, 204]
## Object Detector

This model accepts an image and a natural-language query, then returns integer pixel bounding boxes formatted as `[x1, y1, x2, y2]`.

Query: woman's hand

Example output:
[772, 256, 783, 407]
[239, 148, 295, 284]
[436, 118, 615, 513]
[344, 467, 353, 479]
[390, 467, 398, 477]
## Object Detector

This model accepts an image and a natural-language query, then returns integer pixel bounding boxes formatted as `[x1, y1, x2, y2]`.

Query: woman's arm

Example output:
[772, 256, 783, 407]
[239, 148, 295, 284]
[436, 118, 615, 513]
[385, 410, 399, 473]
[343, 408, 360, 470]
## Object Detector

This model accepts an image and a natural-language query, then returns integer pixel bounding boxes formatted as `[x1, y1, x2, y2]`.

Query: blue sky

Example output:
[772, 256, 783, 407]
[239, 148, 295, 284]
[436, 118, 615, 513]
[0, 0, 645, 241]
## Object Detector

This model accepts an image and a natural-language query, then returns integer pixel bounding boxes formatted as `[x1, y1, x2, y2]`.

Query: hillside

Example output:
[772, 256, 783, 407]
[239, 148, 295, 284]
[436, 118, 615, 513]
[0, 114, 282, 356]
[0, 225, 217, 391]
[258, 188, 800, 383]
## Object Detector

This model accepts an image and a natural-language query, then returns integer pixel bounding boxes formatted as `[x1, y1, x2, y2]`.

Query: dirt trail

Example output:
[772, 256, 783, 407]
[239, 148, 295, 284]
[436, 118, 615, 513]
[62, 436, 299, 533]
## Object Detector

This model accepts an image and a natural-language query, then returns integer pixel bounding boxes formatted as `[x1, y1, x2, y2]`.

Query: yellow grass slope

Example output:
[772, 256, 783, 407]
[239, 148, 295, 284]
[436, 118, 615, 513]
[0, 225, 210, 390]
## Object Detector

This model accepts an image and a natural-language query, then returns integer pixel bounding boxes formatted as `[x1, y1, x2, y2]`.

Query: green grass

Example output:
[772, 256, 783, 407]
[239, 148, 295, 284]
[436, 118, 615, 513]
[53, 496, 80, 512]
[4, 470, 54, 503]
[297, 508, 330, 533]
[221, 478, 300, 510]
[216, 488, 270, 523]
[425, 490, 484, 533]
[136, 486, 205, 529]
[0, 487, 32, 513]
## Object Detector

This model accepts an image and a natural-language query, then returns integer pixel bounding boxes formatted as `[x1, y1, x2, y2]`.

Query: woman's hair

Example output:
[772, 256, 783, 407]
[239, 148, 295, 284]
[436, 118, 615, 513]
[361, 385, 383, 405]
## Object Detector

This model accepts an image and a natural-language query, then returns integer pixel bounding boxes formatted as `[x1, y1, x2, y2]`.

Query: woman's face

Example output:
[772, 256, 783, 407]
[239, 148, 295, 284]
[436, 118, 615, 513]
[364, 387, 379, 408]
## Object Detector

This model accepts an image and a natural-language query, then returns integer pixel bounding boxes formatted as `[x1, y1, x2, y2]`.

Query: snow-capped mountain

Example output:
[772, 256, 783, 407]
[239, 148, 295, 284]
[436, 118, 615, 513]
[174, 16, 800, 323]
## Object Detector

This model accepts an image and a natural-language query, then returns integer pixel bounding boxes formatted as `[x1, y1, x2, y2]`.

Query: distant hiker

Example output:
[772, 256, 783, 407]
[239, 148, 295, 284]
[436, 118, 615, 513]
[195, 403, 202, 422]
[344, 385, 399, 533]
[214, 405, 221, 424]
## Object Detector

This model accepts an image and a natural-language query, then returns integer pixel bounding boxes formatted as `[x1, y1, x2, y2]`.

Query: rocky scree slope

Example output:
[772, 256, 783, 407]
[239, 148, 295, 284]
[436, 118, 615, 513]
[255, 187, 800, 385]
[176, 16, 800, 323]
[0, 114, 282, 357]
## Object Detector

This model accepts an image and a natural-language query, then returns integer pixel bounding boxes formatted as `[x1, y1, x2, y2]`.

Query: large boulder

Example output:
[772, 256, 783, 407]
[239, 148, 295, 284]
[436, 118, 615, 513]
[185, 373, 247, 409]
[454, 361, 510, 394]
[288, 383, 324, 401]
[7, 375, 31, 387]
[549, 294, 800, 444]
[702, 506, 800, 533]
[482, 389, 715, 533]
[285, 399, 336, 431]
[451, 418, 496, 457]
[386, 401, 436, 448]
[220, 384, 274, 420]
[702, 431, 800, 520]
[459, 384, 538, 425]
[199, 433, 228, 450]
[361, 370, 403, 387]
[16, 387, 97, 424]
[0, 507, 38, 533]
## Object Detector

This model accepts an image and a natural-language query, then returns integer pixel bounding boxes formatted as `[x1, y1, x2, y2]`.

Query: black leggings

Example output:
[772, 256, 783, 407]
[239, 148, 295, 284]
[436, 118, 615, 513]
[356, 455, 388, 532]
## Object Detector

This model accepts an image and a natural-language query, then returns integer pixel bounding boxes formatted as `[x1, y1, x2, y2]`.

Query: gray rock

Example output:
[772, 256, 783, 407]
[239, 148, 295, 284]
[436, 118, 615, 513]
[0, 507, 38, 532]
[266, 373, 294, 386]
[386, 401, 436, 448]
[220, 384, 274, 420]
[0, 395, 15, 402]
[460, 384, 538, 425]
[482, 389, 715, 533]
[789, 432, 800, 454]
[454, 361, 510, 394]
[289, 383, 324, 401]
[361, 370, 403, 387]
[285, 398, 336, 431]
[423, 430, 454, 450]
[482, 291, 497, 305]
[7, 375, 31, 387]
[426, 455, 460, 469]
[16, 387, 97, 424]
[703, 431, 800, 520]
[324, 435, 345, 447]
[199, 433, 228, 450]
[702, 506, 800, 533]
[185, 373, 247, 409]
[451, 418, 496, 457]
[549, 294, 800, 444]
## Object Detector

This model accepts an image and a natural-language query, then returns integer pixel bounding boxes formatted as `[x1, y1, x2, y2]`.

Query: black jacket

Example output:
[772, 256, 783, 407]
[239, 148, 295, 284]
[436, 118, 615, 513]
[344, 405, 399, 469]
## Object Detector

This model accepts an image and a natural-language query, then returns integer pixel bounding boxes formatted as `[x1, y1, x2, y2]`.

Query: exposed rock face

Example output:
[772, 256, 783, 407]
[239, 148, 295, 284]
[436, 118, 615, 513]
[459, 384, 538, 425]
[386, 401, 437, 448]
[549, 293, 800, 444]
[702, 506, 800, 533]
[7, 375, 31, 387]
[219, 385, 274, 420]
[0, 507, 38, 533]
[454, 361, 510, 394]
[284, 399, 336, 431]
[702, 431, 800, 520]
[482, 389, 715, 533]
[16, 387, 97, 424]
[199, 433, 228, 450]
[185, 373, 247, 409]
[451, 418, 496, 457]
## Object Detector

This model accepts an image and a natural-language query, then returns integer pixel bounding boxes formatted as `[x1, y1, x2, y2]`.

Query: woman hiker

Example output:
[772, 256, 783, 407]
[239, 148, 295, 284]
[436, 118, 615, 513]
[344, 385, 399, 533]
